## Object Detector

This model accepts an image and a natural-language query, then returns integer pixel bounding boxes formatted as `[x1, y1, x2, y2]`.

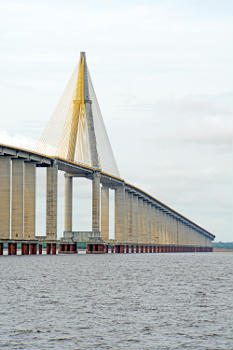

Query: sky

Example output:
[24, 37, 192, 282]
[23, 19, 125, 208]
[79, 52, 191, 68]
[0, 0, 232, 241]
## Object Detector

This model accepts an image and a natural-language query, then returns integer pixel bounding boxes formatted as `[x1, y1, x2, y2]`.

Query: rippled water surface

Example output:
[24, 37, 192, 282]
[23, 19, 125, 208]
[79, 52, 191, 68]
[0, 252, 232, 350]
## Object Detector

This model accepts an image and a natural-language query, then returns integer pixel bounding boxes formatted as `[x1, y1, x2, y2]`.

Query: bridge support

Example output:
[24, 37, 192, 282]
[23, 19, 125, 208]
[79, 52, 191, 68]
[46, 243, 51, 254]
[30, 243, 37, 255]
[8, 242, 17, 255]
[51, 243, 57, 255]
[12, 159, 24, 240]
[22, 243, 29, 255]
[46, 166, 58, 240]
[120, 245, 124, 253]
[92, 173, 100, 233]
[64, 174, 72, 232]
[39, 244, 43, 254]
[115, 185, 126, 242]
[87, 243, 105, 254]
[101, 185, 109, 241]
[24, 162, 36, 240]
[0, 157, 11, 239]
[131, 245, 134, 253]
[0, 243, 3, 255]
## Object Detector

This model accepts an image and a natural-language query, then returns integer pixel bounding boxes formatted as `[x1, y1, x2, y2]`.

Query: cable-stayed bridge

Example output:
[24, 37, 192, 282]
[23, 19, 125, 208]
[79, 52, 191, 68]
[0, 52, 214, 255]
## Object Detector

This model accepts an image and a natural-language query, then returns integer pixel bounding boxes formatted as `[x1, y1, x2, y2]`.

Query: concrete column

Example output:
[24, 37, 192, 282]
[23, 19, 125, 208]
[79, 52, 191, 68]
[24, 162, 36, 240]
[151, 205, 157, 244]
[143, 200, 148, 244]
[101, 185, 109, 241]
[132, 195, 138, 243]
[125, 191, 131, 243]
[92, 173, 100, 232]
[64, 174, 72, 232]
[46, 166, 58, 239]
[115, 185, 125, 242]
[127, 192, 133, 243]
[148, 203, 152, 244]
[138, 198, 144, 244]
[0, 157, 11, 239]
[11, 159, 24, 240]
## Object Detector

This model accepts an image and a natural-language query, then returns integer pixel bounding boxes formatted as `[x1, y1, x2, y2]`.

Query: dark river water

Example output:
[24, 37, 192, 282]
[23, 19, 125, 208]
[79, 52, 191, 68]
[0, 252, 232, 350]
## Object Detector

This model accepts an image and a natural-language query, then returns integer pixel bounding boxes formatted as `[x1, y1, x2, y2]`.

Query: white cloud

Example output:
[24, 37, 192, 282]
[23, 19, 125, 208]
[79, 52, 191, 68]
[0, 130, 36, 150]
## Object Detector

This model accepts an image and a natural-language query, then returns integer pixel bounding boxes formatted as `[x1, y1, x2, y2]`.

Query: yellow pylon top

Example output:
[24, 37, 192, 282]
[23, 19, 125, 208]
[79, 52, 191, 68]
[67, 57, 85, 161]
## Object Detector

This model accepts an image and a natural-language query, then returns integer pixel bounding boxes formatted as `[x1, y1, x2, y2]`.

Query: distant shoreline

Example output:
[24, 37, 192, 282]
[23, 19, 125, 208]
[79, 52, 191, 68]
[213, 248, 233, 252]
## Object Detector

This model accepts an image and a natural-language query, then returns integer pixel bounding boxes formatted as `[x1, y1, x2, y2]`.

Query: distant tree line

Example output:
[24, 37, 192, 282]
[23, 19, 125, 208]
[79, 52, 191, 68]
[212, 242, 233, 249]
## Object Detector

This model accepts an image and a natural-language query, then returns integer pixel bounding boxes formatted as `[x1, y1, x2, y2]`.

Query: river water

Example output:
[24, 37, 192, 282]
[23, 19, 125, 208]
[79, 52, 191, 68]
[0, 252, 232, 350]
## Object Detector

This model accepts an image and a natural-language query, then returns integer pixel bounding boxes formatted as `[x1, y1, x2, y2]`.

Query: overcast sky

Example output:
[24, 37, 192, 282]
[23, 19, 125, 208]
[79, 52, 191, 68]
[0, 0, 232, 241]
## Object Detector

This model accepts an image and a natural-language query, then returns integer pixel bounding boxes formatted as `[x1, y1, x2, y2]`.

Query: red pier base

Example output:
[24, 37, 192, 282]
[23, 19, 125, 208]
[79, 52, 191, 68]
[30, 243, 37, 255]
[8, 243, 17, 255]
[21, 243, 29, 255]
[46, 243, 51, 255]
[120, 245, 125, 254]
[115, 245, 120, 253]
[38, 244, 43, 254]
[104, 245, 109, 253]
[87, 243, 105, 254]
[145, 246, 148, 253]
[126, 245, 129, 253]
[136, 245, 139, 253]
[131, 245, 134, 253]
[111, 246, 114, 253]
[59, 243, 77, 253]
[0, 243, 3, 255]
[140, 246, 144, 253]
[51, 243, 57, 255]
[153, 246, 156, 253]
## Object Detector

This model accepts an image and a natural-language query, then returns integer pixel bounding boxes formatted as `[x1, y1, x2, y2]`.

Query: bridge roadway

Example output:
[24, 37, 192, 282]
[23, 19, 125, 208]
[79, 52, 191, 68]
[0, 143, 215, 255]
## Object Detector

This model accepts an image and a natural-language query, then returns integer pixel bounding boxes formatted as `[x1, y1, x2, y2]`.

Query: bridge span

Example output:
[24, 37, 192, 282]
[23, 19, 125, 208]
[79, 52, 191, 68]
[0, 52, 214, 255]
[0, 143, 214, 255]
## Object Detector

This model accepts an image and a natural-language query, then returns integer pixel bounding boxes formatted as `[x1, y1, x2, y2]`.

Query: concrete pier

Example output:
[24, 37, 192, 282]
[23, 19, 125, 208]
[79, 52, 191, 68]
[101, 185, 109, 241]
[115, 185, 126, 242]
[64, 174, 72, 232]
[0, 157, 11, 239]
[51, 243, 57, 255]
[92, 173, 100, 233]
[8, 243, 17, 255]
[30, 243, 37, 255]
[46, 243, 51, 255]
[46, 166, 58, 240]
[22, 243, 29, 255]
[24, 162, 36, 240]
[39, 244, 43, 254]
[11, 159, 24, 240]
